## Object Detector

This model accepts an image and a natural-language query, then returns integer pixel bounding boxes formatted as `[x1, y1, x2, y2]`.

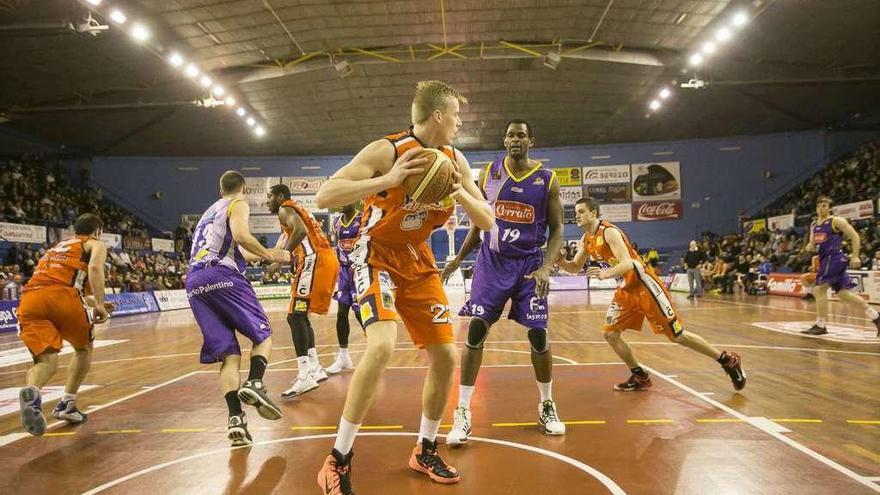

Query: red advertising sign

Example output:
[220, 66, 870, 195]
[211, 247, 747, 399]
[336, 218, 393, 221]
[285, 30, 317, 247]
[632, 201, 682, 221]
[767, 273, 806, 297]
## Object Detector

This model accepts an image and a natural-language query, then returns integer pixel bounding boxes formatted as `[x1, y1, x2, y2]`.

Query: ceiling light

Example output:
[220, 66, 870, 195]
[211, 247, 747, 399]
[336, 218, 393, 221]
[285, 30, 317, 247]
[333, 59, 353, 78]
[236, 107, 246, 117]
[649, 100, 661, 111]
[254, 126, 266, 137]
[86, 0, 102, 6]
[184, 64, 199, 78]
[212, 85, 225, 96]
[659, 88, 671, 99]
[246, 117, 256, 127]
[689, 53, 704, 66]
[701, 41, 716, 55]
[224, 96, 236, 106]
[715, 27, 732, 42]
[130, 23, 150, 42]
[109, 9, 126, 24]
[168, 52, 184, 67]
[199, 76, 212, 87]
[673, 12, 687, 25]
[731, 11, 749, 28]
[543, 51, 561, 70]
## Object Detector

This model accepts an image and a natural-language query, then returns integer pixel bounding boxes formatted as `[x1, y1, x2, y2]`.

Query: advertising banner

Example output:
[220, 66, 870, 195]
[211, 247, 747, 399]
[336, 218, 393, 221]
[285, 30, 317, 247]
[282, 176, 327, 195]
[582, 165, 631, 185]
[632, 200, 682, 221]
[254, 285, 291, 300]
[243, 177, 281, 214]
[151, 238, 175, 253]
[0, 222, 46, 244]
[558, 186, 583, 205]
[669, 273, 690, 292]
[767, 273, 807, 296]
[105, 292, 160, 316]
[599, 204, 633, 223]
[742, 218, 767, 234]
[553, 167, 582, 186]
[0, 300, 19, 333]
[101, 233, 122, 249]
[250, 215, 282, 234]
[291, 195, 323, 213]
[631, 162, 681, 201]
[832, 199, 874, 221]
[585, 184, 631, 204]
[123, 235, 150, 250]
[767, 213, 795, 231]
[153, 289, 190, 311]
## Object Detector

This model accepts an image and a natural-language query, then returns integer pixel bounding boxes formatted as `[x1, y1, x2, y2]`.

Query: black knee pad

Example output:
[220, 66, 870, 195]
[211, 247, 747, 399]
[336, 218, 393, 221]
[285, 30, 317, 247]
[466, 318, 489, 350]
[527, 328, 549, 354]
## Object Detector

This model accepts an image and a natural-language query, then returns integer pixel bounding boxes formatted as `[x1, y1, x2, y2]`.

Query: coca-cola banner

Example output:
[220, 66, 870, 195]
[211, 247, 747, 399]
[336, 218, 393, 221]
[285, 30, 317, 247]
[282, 176, 327, 195]
[244, 177, 281, 214]
[558, 186, 583, 205]
[832, 199, 874, 221]
[632, 201, 682, 221]
[582, 165, 631, 185]
[767, 213, 795, 231]
[631, 162, 681, 201]
[767, 273, 806, 297]
[599, 204, 632, 223]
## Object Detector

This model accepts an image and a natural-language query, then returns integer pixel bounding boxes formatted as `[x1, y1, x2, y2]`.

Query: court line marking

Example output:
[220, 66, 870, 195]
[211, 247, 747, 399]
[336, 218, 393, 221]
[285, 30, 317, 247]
[0, 370, 200, 448]
[267, 347, 579, 369]
[641, 364, 880, 493]
[96, 430, 142, 435]
[708, 298, 875, 322]
[848, 420, 880, 425]
[626, 419, 674, 424]
[81, 432, 627, 495]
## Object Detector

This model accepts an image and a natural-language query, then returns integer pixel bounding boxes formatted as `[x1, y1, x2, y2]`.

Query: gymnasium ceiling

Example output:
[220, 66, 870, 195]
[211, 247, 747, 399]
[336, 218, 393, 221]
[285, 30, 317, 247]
[0, 0, 879, 157]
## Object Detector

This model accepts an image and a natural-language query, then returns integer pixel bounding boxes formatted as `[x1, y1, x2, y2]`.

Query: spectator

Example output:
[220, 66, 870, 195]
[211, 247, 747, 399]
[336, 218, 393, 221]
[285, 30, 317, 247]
[872, 251, 880, 271]
[2, 274, 23, 300]
[683, 240, 706, 299]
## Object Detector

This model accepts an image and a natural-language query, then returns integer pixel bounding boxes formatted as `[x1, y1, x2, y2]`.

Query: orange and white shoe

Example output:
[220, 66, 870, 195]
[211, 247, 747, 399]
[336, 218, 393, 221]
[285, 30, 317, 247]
[408, 438, 460, 484]
[317, 449, 355, 495]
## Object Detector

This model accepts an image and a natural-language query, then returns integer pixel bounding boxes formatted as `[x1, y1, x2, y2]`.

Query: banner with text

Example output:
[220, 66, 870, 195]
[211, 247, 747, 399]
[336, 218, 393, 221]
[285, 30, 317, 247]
[0, 222, 46, 244]
[742, 218, 767, 234]
[631, 162, 681, 201]
[123, 235, 150, 250]
[558, 186, 583, 205]
[151, 238, 175, 253]
[282, 176, 327, 195]
[153, 289, 189, 311]
[106, 292, 160, 316]
[767, 213, 795, 231]
[583, 165, 631, 185]
[0, 300, 19, 333]
[585, 183, 631, 204]
[244, 177, 281, 214]
[832, 199, 874, 221]
[250, 215, 282, 234]
[291, 195, 323, 213]
[553, 167, 582, 186]
[101, 233, 122, 249]
[600, 204, 633, 223]
[632, 200, 682, 221]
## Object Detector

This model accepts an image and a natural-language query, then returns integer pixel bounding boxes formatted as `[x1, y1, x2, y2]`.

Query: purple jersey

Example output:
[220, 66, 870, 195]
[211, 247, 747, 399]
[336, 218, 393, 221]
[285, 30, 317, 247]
[480, 157, 555, 258]
[334, 212, 362, 266]
[189, 198, 247, 274]
[812, 218, 845, 260]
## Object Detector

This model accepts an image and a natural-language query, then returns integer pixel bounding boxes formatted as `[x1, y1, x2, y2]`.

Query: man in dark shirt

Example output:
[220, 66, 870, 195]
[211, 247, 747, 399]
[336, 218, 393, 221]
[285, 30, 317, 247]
[684, 240, 706, 298]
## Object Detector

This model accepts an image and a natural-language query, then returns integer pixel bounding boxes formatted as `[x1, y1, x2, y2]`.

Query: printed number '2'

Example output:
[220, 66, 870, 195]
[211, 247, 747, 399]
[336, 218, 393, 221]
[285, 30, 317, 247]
[431, 304, 450, 324]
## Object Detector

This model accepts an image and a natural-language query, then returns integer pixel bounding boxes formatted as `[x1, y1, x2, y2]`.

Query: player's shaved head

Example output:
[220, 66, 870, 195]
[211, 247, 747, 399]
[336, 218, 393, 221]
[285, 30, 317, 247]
[220, 170, 246, 195]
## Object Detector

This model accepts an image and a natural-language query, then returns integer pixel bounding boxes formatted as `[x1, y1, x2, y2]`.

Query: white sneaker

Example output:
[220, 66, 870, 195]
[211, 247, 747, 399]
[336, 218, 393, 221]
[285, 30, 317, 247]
[446, 407, 472, 447]
[310, 362, 328, 383]
[538, 400, 565, 436]
[324, 352, 355, 375]
[281, 375, 319, 399]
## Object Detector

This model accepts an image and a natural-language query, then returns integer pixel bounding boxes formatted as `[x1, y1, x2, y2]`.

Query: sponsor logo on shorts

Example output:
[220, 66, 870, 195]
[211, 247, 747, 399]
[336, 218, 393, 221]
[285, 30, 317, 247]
[294, 299, 308, 312]
[605, 302, 621, 324]
[671, 320, 682, 334]
[186, 280, 233, 297]
[494, 201, 535, 224]
[378, 271, 395, 309]
[359, 302, 374, 322]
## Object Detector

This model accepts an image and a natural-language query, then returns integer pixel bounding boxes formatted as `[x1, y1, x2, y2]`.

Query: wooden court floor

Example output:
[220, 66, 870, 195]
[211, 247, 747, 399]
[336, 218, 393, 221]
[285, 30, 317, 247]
[0, 289, 878, 494]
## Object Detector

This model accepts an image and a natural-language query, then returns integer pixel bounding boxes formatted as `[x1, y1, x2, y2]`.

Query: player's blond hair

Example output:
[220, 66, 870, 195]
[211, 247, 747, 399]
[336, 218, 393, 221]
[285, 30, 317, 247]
[411, 80, 468, 124]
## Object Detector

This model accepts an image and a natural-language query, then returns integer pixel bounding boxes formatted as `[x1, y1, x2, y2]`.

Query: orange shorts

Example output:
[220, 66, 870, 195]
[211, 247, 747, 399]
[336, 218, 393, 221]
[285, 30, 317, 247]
[290, 248, 339, 315]
[603, 264, 683, 341]
[350, 239, 453, 348]
[18, 287, 94, 356]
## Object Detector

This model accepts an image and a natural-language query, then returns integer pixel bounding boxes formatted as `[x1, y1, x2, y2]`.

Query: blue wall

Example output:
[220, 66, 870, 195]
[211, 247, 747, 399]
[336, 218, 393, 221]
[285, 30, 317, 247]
[91, 129, 861, 251]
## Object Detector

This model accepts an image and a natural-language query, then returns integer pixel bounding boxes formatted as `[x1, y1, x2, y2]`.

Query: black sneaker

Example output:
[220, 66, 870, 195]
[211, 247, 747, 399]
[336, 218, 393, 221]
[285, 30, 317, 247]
[801, 293, 815, 301]
[613, 373, 652, 391]
[227, 413, 252, 447]
[801, 324, 828, 336]
[873, 316, 880, 337]
[317, 449, 355, 495]
[237, 379, 282, 420]
[408, 438, 460, 484]
[720, 352, 746, 391]
[686, 294, 695, 299]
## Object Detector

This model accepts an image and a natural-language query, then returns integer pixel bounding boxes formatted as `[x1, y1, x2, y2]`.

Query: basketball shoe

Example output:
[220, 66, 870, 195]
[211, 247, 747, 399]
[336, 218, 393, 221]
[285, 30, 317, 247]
[311, 361, 329, 383]
[282, 374, 319, 399]
[324, 351, 355, 375]
[52, 399, 88, 424]
[801, 324, 828, 336]
[237, 379, 283, 420]
[317, 449, 355, 495]
[19, 386, 46, 436]
[446, 407, 471, 447]
[408, 438, 460, 484]
[720, 351, 747, 391]
[614, 372, 653, 391]
[227, 413, 252, 447]
[538, 400, 566, 435]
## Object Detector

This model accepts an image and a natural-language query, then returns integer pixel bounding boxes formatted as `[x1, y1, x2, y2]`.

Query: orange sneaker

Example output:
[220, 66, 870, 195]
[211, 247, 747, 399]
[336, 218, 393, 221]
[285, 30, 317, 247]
[317, 449, 355, 495]
[408, 438, 460, 484]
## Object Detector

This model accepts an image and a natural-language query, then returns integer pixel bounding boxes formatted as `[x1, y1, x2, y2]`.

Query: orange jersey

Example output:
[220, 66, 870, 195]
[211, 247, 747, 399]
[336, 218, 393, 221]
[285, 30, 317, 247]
[582, 221, 657, 290]
[280, 199, 331, 257]
[360, 128, 457, 246]
[24, 236, 92, 293]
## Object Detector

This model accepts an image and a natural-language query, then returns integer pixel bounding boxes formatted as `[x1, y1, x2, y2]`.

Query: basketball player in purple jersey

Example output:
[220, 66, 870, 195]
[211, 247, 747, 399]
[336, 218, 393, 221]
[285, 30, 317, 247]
[186, 171, 290, 446]
[441, 120, 565, 444]
[802, 196, 880, 336]
[326, 203, 364, 374]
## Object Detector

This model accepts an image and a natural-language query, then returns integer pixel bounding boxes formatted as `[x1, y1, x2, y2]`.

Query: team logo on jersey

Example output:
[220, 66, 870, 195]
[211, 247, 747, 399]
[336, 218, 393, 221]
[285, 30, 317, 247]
[511, 187, 524, 193]
[401, 211, 427, 231]
[813, 232, 827, 243]
[338, 238, 357, 251]
[494, 201, 535, 224]
[533, 177, 545, 186]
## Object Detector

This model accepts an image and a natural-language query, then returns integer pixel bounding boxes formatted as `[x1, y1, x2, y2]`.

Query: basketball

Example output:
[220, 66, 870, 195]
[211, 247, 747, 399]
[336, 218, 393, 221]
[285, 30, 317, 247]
[403, 148, 457, 204]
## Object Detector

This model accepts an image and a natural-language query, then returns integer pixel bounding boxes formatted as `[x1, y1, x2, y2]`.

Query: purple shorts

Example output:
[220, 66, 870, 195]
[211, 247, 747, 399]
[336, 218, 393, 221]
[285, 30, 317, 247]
[816, 255, 856, 293]
[186, 266, 272, 364]
[333, 265, 359, 308]
[460, 245, 548, 329]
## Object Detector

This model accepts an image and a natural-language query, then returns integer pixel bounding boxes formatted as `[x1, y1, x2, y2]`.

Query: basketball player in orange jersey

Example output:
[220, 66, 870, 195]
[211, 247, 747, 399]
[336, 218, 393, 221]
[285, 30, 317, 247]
[265, 184, 339, 397]
[314, 80, 494, 494]
[558, 198, 746, 392]
[17, 214, 112, 436]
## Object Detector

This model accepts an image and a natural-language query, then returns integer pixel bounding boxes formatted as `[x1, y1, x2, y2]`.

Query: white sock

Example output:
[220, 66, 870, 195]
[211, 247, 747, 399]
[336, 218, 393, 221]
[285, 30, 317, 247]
[458, 385, 475, 409]
[333, 417, 360, 455]
[63, 393, 76, 402]
[418, 414, 441, 444]
[297, 356, 311, 377]
[805, 285, 813, 294]
[816, 317, 826, 328]
[867, 307, 879, 320]
[339, 348, 350, 360]
[308, 347, 318, 359]
[537, 381, 553, 402]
